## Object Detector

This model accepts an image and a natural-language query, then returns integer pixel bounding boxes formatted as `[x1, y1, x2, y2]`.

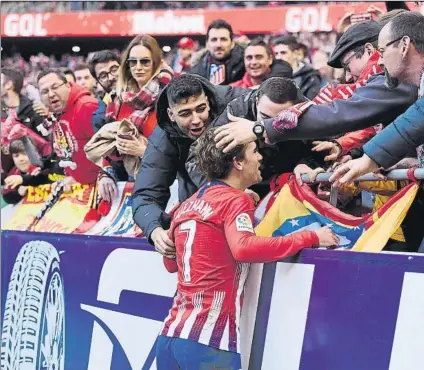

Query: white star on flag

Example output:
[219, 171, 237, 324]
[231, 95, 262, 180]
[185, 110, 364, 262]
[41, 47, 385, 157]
[289, 219, 299, 227]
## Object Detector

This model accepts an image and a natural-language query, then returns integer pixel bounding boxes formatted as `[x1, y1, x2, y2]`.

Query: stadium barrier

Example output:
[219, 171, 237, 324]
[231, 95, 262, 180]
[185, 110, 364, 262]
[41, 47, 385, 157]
[2, 230, 424, 370]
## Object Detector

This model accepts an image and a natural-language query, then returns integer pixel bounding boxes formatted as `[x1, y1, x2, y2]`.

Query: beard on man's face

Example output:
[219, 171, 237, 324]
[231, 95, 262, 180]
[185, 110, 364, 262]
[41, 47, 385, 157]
[384, 67, 400, 90]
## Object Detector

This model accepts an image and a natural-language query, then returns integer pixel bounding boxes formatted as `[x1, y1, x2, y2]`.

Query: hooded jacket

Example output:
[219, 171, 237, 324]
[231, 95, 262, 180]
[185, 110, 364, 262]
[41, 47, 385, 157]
[190, 44, 245, 85]
[52, 84, 100, 184]
[132, 75, 247, 242]
[292, 63, 322, 100]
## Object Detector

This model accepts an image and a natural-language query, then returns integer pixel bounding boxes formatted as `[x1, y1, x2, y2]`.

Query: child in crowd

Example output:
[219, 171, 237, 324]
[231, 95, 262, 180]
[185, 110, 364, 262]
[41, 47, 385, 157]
[2, 138, 51, 204]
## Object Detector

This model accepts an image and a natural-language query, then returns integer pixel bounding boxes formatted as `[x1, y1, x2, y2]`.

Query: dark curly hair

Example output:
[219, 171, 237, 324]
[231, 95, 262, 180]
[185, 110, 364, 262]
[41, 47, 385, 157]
[195, 127, 246, 180]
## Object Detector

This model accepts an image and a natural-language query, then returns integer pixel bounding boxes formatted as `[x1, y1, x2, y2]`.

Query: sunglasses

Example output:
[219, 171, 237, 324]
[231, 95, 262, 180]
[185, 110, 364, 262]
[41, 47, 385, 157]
[126, 58, 152, 68]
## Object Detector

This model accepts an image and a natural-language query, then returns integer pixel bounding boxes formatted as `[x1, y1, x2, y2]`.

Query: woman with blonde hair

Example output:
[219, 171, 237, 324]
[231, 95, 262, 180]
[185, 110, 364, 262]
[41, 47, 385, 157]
[108, 34, 173, 140]
[86, 35, 173, 204]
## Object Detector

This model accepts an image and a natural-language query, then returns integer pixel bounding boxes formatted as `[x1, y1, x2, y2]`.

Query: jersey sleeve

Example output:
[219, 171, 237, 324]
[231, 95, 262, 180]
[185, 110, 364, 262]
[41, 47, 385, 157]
[223, 194, 319, 263]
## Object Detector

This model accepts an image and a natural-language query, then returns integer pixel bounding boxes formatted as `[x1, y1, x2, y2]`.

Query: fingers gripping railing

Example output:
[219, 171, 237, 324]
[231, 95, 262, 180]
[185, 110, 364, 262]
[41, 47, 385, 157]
[301, 168, 424, 207]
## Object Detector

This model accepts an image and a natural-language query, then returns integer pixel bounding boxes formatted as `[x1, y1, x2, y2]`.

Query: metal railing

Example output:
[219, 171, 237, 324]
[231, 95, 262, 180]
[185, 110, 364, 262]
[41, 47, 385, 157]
[300, 168, 424, 184]
[301, 168, 424, 207]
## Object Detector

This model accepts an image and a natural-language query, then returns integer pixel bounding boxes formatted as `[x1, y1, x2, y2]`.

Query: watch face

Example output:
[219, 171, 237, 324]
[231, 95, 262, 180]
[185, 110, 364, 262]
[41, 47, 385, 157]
[254, 124, 264, 134]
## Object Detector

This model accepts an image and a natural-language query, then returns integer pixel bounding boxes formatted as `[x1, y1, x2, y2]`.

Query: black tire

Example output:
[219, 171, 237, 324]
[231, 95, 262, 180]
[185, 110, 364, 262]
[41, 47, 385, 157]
[1, 240, 65, 370]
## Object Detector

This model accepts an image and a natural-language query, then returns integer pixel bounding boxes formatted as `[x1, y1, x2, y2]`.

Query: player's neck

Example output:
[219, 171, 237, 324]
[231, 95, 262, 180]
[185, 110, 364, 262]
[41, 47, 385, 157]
[219, 176, 246, 192]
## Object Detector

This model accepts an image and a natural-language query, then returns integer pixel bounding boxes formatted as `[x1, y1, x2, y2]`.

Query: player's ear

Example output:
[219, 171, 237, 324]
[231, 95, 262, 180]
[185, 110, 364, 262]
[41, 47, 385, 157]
[167, 108, 175, 122]
[233, 156, 243, 171]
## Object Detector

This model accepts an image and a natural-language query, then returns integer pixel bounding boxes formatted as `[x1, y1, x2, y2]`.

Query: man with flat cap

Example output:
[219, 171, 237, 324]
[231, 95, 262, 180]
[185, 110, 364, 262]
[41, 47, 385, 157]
[211, 18, 418, 154]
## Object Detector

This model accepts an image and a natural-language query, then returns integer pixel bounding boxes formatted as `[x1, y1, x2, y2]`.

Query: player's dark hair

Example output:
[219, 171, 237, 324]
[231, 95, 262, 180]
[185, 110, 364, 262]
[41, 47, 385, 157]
[2, 68, 24, 94]
[207, 19, 234, 40]
[88, 50, 120, 80]
[195, 128, 246, 180]
[37, 69, 68, 84]
[167, 74, 205, 106]
[257, 77, 299, 104]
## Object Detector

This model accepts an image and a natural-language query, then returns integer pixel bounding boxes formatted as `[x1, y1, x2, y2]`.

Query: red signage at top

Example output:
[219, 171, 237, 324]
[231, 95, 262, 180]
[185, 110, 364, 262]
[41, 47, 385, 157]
[1, 2, 421, 38]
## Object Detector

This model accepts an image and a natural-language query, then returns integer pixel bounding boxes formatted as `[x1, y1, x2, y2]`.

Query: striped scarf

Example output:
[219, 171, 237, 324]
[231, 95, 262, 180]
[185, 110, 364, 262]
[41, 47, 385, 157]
[106, 64, 173, 134]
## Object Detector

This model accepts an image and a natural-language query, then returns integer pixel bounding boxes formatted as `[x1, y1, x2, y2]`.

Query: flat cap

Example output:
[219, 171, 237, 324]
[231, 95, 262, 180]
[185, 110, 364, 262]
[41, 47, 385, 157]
[328, 20, 382, 68]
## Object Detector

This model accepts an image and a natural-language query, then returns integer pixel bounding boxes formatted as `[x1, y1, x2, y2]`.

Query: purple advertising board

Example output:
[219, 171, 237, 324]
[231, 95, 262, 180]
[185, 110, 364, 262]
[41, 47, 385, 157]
[2, 230, 424, 370]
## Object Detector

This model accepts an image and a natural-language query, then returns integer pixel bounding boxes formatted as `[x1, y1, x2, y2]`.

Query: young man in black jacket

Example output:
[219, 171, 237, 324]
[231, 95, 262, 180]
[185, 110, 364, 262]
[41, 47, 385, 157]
[190, 19, 245, 85]
[132, 74, 247, 255]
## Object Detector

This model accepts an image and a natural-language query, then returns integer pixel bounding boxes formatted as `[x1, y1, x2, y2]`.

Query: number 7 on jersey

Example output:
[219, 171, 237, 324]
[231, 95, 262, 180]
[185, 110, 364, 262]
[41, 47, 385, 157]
[179, 220, 197, 283]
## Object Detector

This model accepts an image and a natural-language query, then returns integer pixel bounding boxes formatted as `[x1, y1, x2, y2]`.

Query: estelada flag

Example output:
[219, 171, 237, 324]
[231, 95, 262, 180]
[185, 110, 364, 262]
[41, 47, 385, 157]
[255, 179, 419, 252]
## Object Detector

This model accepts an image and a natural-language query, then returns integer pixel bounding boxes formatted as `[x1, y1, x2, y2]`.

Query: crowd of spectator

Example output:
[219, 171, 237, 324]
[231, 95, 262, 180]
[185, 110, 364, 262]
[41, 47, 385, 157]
[1, 6, 424, 258]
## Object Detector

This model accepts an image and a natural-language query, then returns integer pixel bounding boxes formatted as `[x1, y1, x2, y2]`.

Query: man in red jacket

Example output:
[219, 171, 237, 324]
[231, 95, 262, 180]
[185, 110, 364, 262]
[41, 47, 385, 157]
[37, 70, 100, 188]
[157, 128, 338, 369]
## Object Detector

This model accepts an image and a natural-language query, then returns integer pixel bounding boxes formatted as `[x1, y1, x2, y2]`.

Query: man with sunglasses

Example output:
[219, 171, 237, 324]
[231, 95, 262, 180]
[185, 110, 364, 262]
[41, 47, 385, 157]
[212, 18, 418, 156]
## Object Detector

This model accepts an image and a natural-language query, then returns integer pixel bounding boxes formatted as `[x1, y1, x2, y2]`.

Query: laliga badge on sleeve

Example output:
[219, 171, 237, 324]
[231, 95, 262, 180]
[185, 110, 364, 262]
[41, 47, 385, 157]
[236, 213, 254, 233]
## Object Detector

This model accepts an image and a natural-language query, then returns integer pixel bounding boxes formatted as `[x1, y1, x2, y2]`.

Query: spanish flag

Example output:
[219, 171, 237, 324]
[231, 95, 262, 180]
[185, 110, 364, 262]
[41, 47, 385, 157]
[255, 179, 419, 252]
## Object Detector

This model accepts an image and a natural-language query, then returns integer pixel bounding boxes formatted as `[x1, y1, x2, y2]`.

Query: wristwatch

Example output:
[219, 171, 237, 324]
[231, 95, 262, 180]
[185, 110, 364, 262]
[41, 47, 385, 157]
[253, 120, 265, 139]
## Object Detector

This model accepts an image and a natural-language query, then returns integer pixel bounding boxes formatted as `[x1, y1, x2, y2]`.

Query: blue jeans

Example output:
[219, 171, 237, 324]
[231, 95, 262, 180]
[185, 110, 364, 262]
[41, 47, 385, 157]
[156, 335, 241, 370]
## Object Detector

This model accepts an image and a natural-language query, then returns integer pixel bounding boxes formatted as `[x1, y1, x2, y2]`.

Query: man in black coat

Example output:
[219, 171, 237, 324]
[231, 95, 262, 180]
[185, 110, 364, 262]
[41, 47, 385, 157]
[132, 74, 247, 255]
[190, 19, 245, 85]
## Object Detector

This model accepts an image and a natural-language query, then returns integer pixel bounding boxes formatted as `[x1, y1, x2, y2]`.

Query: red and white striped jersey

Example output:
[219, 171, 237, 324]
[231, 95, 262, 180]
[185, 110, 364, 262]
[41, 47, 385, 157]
[209, 64, 226, 85]
[161, 181, 318, 353]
